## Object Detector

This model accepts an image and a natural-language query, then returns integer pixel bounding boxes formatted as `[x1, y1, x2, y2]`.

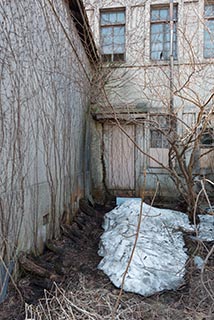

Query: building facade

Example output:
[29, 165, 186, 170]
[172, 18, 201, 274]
[84, 0, 214, 202]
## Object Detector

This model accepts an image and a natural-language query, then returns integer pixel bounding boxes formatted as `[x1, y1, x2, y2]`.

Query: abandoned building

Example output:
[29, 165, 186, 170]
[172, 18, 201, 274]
[1, 0, 214, 303]
[0, 0, 98, 274]
[83, 0, 214, 201]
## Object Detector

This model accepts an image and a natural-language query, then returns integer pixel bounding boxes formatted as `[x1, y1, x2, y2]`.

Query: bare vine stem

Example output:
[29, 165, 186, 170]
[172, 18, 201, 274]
[111, 170, 147, 320]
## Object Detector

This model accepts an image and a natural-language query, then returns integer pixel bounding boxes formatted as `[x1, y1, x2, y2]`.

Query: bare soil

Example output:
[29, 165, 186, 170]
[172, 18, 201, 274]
[0, 202, 213, 320]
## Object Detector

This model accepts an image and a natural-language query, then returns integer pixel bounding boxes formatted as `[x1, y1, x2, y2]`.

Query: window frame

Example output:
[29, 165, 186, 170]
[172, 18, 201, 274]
[200, 127, 214, 147]
[149, 115, 174, 168]
[100, 8, 126, 62]
[150, 4, 178, 61]
[204, 1, 214, 58]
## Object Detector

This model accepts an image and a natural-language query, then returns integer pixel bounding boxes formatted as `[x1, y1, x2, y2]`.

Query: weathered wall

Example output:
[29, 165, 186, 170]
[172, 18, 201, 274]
[84, 0, 213, 110]
[0, 0, 93, 260]
[89, 119, 106, 203]
[84, 0, 214, 199]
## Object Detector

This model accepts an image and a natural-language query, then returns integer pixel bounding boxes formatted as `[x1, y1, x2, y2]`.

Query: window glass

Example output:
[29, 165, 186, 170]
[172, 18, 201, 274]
[117, 11, 125, 24]
[150, 115, 172, 148]
[159, 8, 169, 21]
[173, 6, 178, 20]
[101, 28, 114, 54]
[113, 27, 125, 53]
[204, 3, 214, 58]
[151, 130, 169, 148]
[149, 115, 176, 167]
[150, 6, 177, 60]
[151, 9, 160, 21]
[100, 9, 125, 62]
[204, 20, 214, 57]
[109, 12, 117, 24]
[101, 13, 109, 25]
[205, 4, 214, 17]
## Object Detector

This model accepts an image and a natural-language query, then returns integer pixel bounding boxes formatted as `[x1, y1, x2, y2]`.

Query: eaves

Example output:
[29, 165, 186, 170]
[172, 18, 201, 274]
[68, 0, 99, 64]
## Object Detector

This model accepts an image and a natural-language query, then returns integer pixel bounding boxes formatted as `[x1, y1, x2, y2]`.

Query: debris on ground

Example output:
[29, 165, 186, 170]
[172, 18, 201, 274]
[0, 199, 213, 320]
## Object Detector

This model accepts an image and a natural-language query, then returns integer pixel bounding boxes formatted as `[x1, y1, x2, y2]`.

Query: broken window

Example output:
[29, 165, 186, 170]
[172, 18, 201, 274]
[100, 9, 125, 62]
[204, 2, 214, 58]
[150, 5, 177, 60]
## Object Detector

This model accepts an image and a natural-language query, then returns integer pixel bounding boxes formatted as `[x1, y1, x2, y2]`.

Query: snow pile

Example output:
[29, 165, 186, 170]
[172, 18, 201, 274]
[98, 200, 214, 296]
[195, 214, 214, 241]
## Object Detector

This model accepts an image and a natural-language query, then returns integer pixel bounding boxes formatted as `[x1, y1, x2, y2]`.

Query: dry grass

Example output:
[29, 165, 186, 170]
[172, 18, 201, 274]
[6, 205, 213, 320]
[24, 270, 214, 320]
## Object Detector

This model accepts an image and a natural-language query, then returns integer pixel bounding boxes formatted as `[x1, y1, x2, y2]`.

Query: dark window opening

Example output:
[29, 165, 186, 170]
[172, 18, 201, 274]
[200, 128, 214, 147]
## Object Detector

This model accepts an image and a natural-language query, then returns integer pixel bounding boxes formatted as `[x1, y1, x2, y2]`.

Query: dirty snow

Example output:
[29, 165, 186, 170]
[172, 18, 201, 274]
[98, 199, 214, 296]
[194, 256, 204, 270]
[194, 214, 214, 241]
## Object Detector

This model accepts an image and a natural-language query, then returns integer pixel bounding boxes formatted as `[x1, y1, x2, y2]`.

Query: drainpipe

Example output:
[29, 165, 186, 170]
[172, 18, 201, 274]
[169, 0, 174, 114]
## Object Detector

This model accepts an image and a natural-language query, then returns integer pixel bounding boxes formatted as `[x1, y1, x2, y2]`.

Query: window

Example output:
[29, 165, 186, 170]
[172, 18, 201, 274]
[204, 2, 214, 58]
[199, 117, 214, 169]
[150, 130, 169, 148]
[149, 115, 173, 168]
[150, 5, 177, 60]
[100, 9, 125, 62]
[200, 126, 214, 147]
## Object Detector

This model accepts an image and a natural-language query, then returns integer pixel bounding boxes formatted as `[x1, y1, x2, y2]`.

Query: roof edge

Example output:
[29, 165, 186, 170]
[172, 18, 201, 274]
[68, 0, 99, 64]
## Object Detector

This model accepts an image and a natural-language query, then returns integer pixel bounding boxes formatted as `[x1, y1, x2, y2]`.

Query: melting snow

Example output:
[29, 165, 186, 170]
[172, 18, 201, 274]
[98, 199, 214, 296]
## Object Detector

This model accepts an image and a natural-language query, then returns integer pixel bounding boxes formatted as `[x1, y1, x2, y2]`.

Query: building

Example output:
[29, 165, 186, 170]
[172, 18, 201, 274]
[84, 0, 214, 203]
[0, 0, 98, 270]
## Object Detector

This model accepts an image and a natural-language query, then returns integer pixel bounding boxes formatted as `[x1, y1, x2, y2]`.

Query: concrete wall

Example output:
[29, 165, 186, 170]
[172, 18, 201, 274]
[0, 0, 93, 259]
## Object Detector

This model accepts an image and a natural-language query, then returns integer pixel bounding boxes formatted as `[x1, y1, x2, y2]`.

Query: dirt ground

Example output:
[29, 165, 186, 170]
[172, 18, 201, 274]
[0, 201, 213, 320]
